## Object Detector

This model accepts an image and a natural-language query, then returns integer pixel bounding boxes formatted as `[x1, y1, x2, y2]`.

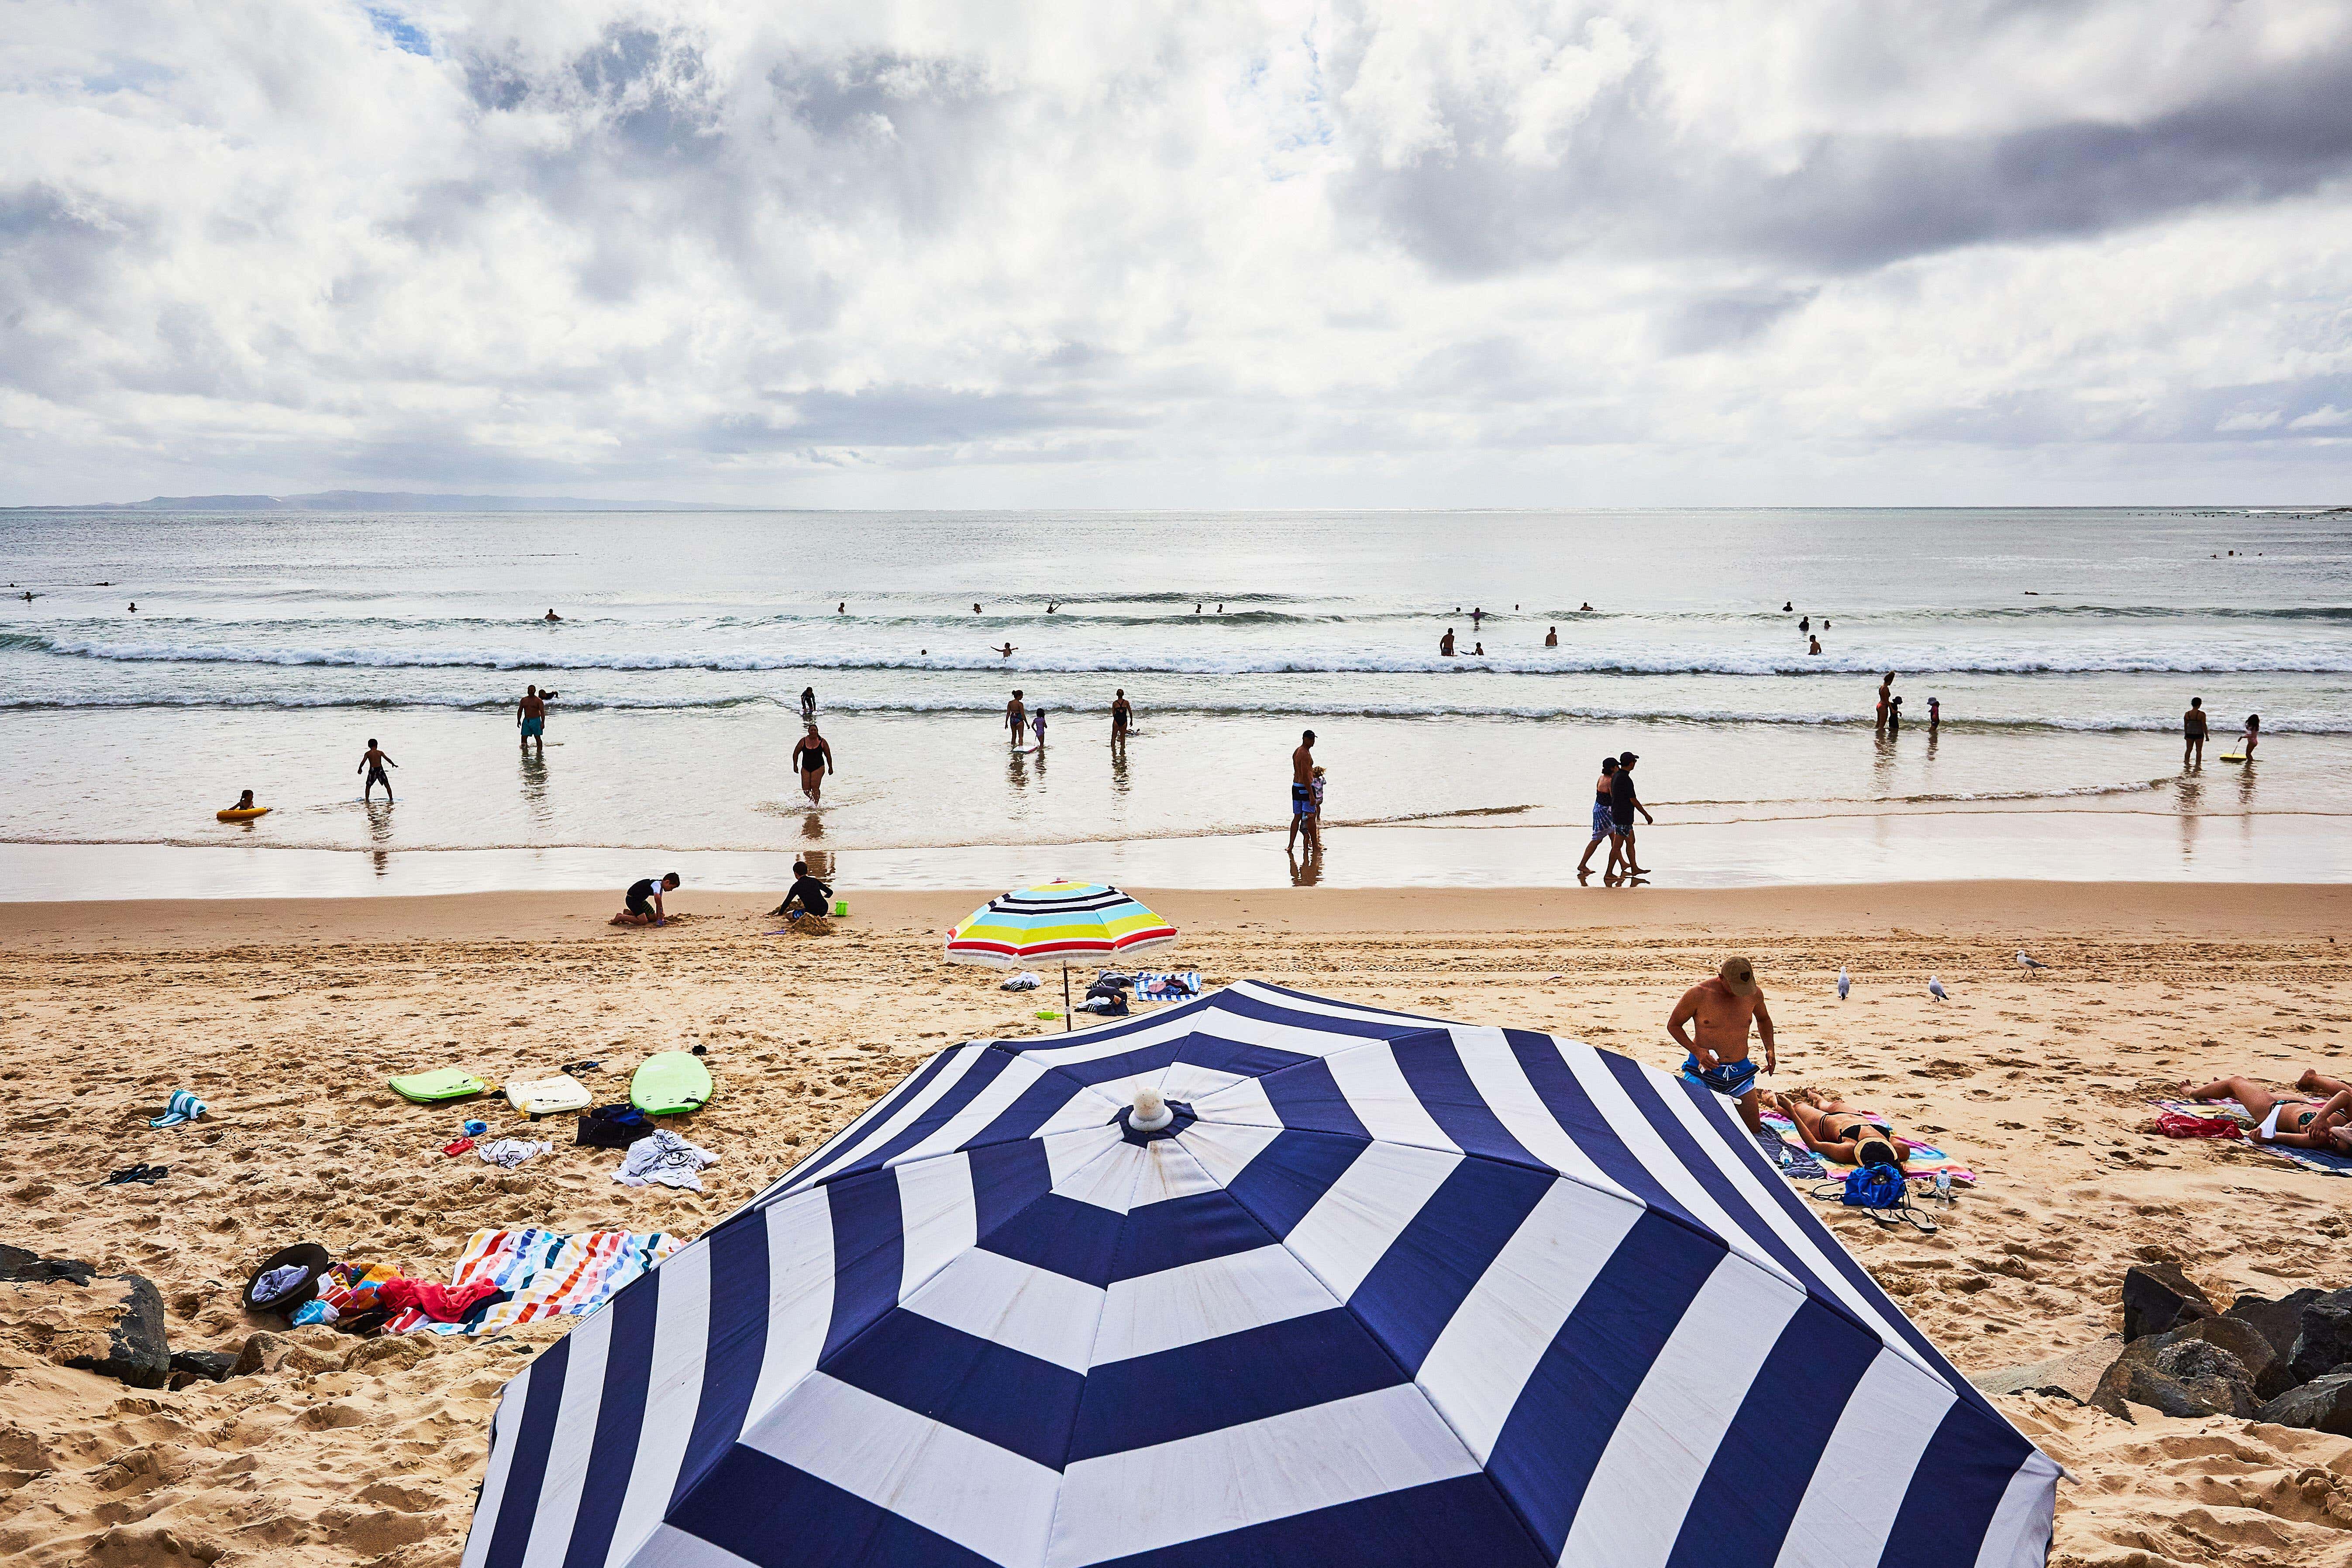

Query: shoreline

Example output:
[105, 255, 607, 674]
[1, 801, 2344, 901]
[3, 879, 2346, 950]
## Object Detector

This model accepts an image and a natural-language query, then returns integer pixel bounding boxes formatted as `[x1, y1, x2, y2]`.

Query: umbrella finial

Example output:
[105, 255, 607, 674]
[1131, 1085, 1173, 1132]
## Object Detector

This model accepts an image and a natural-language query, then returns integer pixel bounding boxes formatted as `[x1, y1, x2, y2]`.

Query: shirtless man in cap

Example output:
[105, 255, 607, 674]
[1667, 958, 1777, 1134]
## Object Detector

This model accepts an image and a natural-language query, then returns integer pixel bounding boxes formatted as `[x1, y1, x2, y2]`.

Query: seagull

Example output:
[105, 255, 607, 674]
[1836, 966, 1850, 1000]
[2016, 950, 2048, 973]
[1928, 975, 1949, 1001]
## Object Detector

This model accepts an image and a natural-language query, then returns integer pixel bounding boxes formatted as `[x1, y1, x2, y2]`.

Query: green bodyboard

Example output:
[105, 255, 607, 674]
[630, 1051, 713, 1115]
[390, 1067, 487, 1103]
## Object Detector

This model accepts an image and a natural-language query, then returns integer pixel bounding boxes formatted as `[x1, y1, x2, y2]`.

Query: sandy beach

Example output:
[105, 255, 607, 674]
[4, 880, 2352, 1566]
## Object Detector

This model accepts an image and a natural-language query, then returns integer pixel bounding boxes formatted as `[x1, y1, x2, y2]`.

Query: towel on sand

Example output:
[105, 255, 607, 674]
[150, 1089, 207, 1128]
[1134, 972, 1202, 1003]
[614, 1129, 720, 1192]
[1759, 1110, 1976, 1185]
[2150, 1099, 2352, 1177]
[387, 1227, 679, 1335]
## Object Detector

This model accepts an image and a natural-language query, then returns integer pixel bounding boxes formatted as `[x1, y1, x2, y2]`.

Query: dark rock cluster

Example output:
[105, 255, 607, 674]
[2091, 1265, 2352, 1432]
[2, 1244, 240, 1392]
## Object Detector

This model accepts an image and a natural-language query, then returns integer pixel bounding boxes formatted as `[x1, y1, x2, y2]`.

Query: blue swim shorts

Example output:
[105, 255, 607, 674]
[1292, 782, 1316, 817]
[521, 717, 544, 738]
[1681, 1055, 1760, 1100]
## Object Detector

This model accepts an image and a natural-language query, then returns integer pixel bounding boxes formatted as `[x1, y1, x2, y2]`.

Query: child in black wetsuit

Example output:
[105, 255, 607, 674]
[775, 861, 833, 920]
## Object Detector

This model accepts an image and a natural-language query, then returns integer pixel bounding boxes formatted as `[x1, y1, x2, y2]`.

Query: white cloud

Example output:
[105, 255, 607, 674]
[0, 0, 2349, 505]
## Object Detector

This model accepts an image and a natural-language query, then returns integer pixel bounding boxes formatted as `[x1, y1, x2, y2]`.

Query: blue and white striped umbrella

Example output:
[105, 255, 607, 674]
[462, 981, 2057, 1568]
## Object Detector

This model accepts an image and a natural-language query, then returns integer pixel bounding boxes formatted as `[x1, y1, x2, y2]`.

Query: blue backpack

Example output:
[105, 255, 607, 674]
[1815, 1162, 1937, 1232]
[1842, 1162, 1908, 1209]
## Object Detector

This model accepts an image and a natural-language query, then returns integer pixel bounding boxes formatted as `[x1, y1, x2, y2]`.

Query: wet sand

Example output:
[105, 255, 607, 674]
[3, 882, 2351, 1565]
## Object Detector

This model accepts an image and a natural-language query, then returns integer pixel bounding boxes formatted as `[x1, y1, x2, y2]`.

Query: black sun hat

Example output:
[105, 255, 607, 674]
[242, 1242, 331, 1315]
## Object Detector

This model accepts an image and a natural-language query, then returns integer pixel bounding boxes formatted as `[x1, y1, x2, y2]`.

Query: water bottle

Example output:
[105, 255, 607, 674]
[1934, 1168, 1953, 1205]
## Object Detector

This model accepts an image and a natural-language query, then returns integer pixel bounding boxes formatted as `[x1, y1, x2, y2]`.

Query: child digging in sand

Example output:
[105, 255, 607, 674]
[612, 871, 681, 927]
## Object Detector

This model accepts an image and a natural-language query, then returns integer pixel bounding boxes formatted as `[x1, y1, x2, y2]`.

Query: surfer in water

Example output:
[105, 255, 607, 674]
[544, 608, 562, 621]
[2237, 712, 2260, 762]
[800, 686, 816, 720]
[994, 642, 1017, 658]
[358, 738, 397, 803]
[794, 722, 834, 806]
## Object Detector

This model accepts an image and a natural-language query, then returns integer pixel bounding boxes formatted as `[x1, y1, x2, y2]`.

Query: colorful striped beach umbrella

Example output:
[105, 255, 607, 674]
[460, 981, 2058, 1568]
[945, 882, 1178, 1026]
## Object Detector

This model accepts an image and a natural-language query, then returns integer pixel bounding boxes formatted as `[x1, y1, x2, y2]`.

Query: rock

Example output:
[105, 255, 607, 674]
[231, 1330, 291, 1377]
[0, 1258, 170, 1389]
[2228, 1288, 2324, 1357]
[2089, 1334, 2256, 1421]
[2287, 1289, 2352, 1387]
[2121, 1262, 2214, 1341]
[2151, 1339, 2258, 1415]
[165, 1349, 236, 1389]
[0, 1245, 97, 1286]
[1967, 1335, 2124, 1401]
[2151, 1315, 2277, 1399]
[2256, 1371, 2352, 1435]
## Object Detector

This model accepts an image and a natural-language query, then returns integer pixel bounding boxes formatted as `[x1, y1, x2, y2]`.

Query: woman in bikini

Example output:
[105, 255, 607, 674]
[1774, 1088, 1916, 1167]
[2182, 1074, 2352, 1150]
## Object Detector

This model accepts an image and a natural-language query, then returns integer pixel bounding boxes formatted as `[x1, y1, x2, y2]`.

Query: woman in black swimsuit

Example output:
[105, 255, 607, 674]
[1776, 1089, 1916, 1167]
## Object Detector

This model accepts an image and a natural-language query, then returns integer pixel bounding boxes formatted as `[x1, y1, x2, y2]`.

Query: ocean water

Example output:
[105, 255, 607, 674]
[1, 506, 2347, 896]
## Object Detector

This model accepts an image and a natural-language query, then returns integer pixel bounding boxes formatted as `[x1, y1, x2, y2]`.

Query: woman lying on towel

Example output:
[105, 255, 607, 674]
[2181, 1075, 2352, 1150]
[1773, 1087, 1917, 1168]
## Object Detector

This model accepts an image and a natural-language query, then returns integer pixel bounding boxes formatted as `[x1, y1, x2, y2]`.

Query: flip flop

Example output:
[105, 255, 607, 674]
[443, 1137, 476, 1158]
[103, 1164, 153, 1185]
[559, 1060, 602, 1075]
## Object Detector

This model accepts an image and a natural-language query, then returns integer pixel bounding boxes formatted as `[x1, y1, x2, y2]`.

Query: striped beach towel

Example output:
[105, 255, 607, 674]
[386, 1227, 680, 1335]
[2150, 1099, 2352, 1177]
[1134, 971, 1203, 1003]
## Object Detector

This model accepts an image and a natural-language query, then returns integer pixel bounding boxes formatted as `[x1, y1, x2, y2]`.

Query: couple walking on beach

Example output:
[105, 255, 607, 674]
[1575, 751, 1652, 883]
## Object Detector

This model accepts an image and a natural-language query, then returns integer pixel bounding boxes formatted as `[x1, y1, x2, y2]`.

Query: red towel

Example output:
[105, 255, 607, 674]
[2153, 1111, 2244, 1140]
[377, 1276, 503, 1321]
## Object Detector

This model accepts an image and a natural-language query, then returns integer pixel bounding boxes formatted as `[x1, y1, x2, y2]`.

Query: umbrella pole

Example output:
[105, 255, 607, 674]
[1063, 965, 1072, 1031]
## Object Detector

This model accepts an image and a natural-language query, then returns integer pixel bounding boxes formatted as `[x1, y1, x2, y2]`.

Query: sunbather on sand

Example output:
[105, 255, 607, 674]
[1772, 1087, 1915, 1167]
[2181, 1075, 2352, 1150]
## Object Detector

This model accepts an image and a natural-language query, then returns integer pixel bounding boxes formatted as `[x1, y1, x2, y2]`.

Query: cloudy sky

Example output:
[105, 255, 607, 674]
[5, 0, 2350, 506]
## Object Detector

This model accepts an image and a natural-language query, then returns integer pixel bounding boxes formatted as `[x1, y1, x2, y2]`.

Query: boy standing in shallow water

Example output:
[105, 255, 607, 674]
[1668, 958, 1777, 1134]
[358, 738, 397, 803]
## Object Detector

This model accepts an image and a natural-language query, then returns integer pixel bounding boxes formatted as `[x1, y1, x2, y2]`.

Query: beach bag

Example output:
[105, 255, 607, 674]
[2153, 1111, 2243, 1140]
[577, 1103, 654, 1151]
[1814, 1163, 1937, 1234]
[1840, 1163, 1908, 1209]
